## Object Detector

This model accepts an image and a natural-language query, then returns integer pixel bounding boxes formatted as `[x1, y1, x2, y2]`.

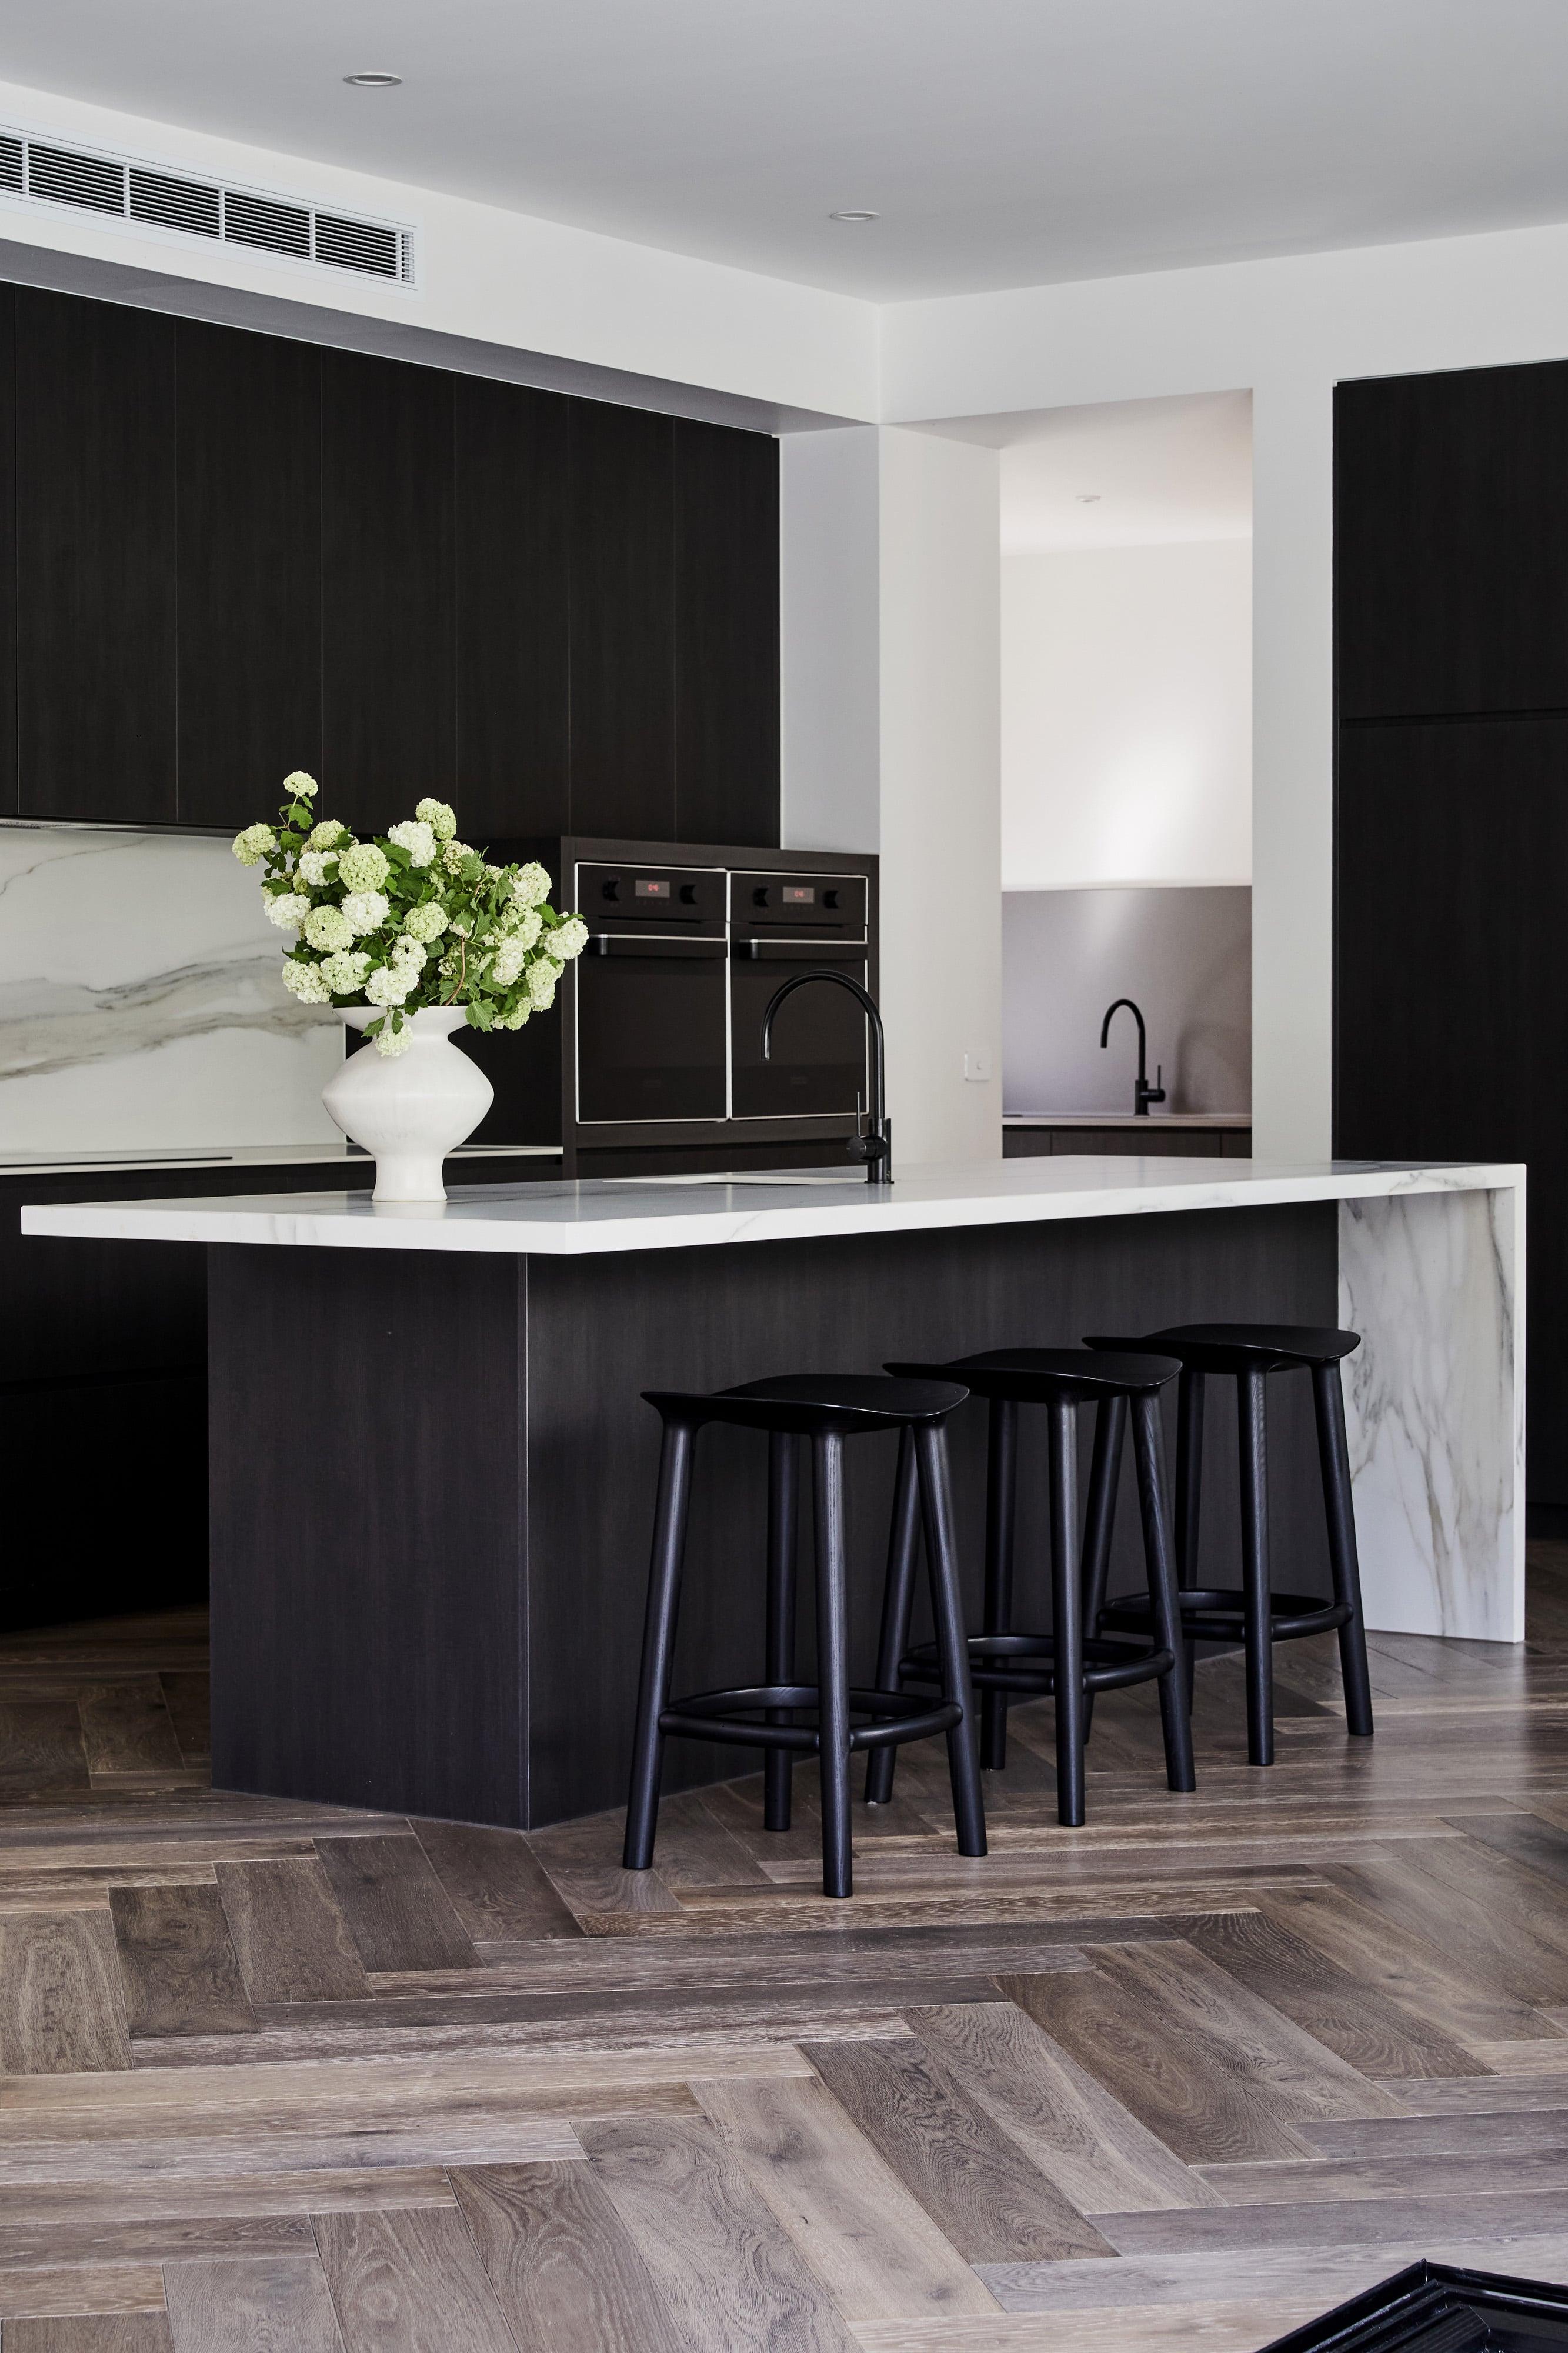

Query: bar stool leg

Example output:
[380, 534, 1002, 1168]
[980, 1398, 1019, 1769]
[623, 1418, 696, 1871]
[1079, 1393, 1127, 1739]
[1236, 1368, 1275, 1768]
[812, 1431, 854, 1898]
[1132, 1393, 1197, 1794]
[764, 1431, 800, 1832]
[1175, 1368, 1205, 1712]
[865, 1427, 920, 1807]
[1049, 1399, 1087, 1827]
[1312, 1361, 1376, 1739]
[915, 1422, 987, 1858]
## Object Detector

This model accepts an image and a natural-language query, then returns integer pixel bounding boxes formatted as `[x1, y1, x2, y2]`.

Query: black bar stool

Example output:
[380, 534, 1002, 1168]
[1082, 1323, 1375, 1767]
[622, 1374, 986, 1899]
[866, 1349, 1196, 1828]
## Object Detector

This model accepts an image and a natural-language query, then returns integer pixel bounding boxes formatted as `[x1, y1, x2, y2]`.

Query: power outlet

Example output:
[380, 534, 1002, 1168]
[963, 1049, 994, 1083]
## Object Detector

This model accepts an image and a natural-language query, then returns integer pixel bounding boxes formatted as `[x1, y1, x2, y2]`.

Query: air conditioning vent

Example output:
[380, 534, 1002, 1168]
[28, 142, 125, 215]
[129, 166, 220, 240]
[0, 121, 416, 284]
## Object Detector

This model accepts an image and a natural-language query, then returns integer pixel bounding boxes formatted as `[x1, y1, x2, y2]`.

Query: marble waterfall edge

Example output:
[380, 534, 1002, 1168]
[0, 826, 343, 1152]
[1339, 1184, 1525, 1642]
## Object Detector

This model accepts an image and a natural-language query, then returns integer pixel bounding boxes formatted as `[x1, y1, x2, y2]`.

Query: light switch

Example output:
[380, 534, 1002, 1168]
[963, 1050, 994, 1082]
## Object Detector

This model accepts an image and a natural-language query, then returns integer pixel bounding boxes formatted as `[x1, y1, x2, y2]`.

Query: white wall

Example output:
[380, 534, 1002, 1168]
[881, 216, 1568, 1158]
[0, 75, 877, 424]
[781, 426, 1002, 1164]
[1002, 541, 1251, 892]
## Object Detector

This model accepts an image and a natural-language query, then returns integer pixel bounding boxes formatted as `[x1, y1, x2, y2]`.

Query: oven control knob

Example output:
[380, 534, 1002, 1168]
[602, 879, 620, 901]
[823, 888, 839, 909]
[679, 884, 697, 904]
[753, 886, 770, 906]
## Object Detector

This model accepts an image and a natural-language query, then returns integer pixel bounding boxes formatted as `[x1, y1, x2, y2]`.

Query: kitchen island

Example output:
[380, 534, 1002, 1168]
[25, 1156, 1523, 1829]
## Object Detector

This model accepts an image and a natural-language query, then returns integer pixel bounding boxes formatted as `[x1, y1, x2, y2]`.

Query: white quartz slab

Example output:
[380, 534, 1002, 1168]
[20, 1154, 1523, 1258]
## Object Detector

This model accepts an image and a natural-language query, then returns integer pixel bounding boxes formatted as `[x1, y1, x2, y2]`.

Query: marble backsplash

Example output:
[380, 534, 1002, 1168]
[0, 826, 344, 1154]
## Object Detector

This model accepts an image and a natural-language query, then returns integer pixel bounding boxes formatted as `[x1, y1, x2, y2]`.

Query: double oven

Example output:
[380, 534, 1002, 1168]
[574, 856, 873, 1139]
[471, 835, 878, 1173]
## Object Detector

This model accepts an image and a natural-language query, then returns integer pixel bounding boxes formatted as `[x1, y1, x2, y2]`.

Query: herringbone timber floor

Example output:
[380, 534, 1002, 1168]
[4, 1561, 1568, 2348]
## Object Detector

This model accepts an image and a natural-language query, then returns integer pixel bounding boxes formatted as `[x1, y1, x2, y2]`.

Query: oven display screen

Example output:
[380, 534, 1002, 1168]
[634, 878, 671, 898]
[782, 885, 816, 905]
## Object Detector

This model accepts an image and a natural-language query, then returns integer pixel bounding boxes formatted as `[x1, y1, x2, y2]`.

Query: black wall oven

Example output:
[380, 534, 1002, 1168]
[729, 870, 870, 1121]
[574, 863, 729, 1126]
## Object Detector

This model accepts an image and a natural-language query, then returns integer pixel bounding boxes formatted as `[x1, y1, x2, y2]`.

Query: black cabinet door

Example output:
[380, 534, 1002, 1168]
[675, 418, 779, 846]
[322, 350, 455, 834]
[1337, 712, 1568, 1493]
[16, 289, 177, 822]
[0, 286, 15, 818]
[176, 321, 322, 832]
[568, 398, 675, 838]
[1336, 364, 1568, 721]
[455, 375, 569, 848]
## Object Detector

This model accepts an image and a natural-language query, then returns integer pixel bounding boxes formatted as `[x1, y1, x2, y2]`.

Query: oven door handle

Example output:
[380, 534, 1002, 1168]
[735, 939, 868, 961]
[588, 935, 729, 959]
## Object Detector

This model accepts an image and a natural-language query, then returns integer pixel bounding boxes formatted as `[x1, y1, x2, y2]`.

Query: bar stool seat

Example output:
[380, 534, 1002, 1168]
[623, 1372, 986, 1898]
[868, 1347, 1196, 1827]
[1083, 1322, 1374, 1765]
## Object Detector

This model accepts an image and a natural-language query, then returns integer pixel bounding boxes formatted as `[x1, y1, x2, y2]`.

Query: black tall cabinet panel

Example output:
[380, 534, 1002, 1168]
[321, 351, 456, 832]
[673, 418, 780, 846]
[15, 290, 177, 823]
[454, 376, 570, 845]
[1336, 362, 1568, 721]
[0, 288, 15, 818]
[568, 399, 676, 839]
[175, 322, 323, 831]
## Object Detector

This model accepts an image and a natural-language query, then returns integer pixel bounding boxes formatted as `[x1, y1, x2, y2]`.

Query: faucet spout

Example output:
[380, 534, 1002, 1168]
[1100, 997, 1166, 1118]
[763, 971, 892, 1183]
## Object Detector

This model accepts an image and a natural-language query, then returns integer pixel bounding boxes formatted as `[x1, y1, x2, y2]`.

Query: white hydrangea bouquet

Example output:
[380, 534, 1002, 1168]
[233, 772, 588, 1057]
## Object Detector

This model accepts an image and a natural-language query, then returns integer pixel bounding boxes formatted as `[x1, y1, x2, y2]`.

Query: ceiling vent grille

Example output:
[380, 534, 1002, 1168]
[0, 124, 416, 284]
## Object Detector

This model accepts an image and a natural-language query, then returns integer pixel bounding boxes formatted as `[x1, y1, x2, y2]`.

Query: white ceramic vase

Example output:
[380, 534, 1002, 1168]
[322, 1007, 494, 1204]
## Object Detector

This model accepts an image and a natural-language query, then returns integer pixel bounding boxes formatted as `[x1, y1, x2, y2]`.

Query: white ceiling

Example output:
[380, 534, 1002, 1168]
[985, 393, 1253, 552]
[4, 2, 1568, 304]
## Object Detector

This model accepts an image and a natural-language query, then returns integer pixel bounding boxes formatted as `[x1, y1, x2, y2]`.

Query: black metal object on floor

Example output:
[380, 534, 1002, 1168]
[1258, 2257, 1568, 2349]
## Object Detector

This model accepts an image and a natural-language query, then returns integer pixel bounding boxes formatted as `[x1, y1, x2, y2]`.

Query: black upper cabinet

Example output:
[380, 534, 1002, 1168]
[16, 290, 177, 823]
[175, 322, 322, 832]
[322, 351, 456, 832]
[569, 399, 675, 838]
[674, 419, 779, 847]
[0, 289, 15, 818]
[455, 376, 569, 847]
[1336, 363, 1568, 721]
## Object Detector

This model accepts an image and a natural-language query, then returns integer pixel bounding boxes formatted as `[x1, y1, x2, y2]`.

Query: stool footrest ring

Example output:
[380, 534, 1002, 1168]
[1102, 1589, 1352, 1644]
[660, 1682, 962, 1754]
[900, 1632, 1175, 1698]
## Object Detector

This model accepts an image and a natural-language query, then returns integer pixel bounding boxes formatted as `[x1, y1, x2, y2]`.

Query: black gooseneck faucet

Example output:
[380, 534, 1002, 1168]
[1100, 997, 1166, 1117]
[762, 971, 892, 1183]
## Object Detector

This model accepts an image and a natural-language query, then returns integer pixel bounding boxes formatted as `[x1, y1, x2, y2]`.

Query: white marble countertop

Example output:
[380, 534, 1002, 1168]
[0, 1143, 562, 1179]
[1003, 1113, 1252, 1129]
[19, 1155, 1525, 1259]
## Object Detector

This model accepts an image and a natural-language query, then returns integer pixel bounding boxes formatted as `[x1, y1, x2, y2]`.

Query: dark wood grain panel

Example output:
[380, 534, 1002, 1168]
[568, 398, 675, 838]
[175, 319, 322, 829]
[216, 1859, 371, 2004]
[108, 1884, 255, 2039]
[803, 2034, 1114, 2262]
[673, 417, 779, 846]
[454, 375, 569, 843]
[311, 2206, 519, 2353]
[313, 1837, 480, 1974]
[15, 289, 176, 822]
[451, 2161, 685, 2353]
[163, 2253, 343, 2351]
[579, 2111, 860, 2352]
[321, 349, 455, 830]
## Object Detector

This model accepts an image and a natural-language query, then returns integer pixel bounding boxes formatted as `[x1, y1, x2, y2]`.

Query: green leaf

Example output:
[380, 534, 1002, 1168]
[467, 999, 495, 1030]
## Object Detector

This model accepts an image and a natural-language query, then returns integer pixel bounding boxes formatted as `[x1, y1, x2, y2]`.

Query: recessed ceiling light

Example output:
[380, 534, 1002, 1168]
[343, 71, 402, 88]
[1075, 493, 1102, 504]
[829, 210, 879, 224]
